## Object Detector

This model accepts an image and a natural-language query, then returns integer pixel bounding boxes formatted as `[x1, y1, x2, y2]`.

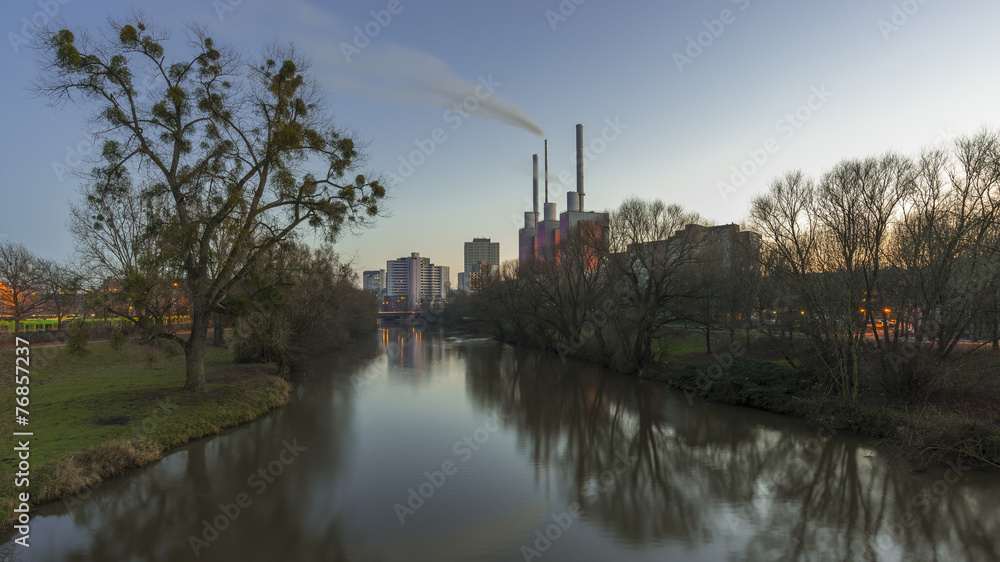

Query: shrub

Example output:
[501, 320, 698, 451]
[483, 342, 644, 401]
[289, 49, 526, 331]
[66, 319, 89, 355]
[666, 359, 808, 411]
[108, 326, 128, 350]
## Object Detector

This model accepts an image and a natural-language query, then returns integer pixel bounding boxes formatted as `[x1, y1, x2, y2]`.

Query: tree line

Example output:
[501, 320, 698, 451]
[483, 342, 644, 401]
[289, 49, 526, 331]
[471, 129, 1000, 401]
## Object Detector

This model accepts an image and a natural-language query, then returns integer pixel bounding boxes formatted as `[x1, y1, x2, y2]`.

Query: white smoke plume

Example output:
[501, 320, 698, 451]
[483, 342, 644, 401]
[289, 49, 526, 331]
[271, 0, 544, 137]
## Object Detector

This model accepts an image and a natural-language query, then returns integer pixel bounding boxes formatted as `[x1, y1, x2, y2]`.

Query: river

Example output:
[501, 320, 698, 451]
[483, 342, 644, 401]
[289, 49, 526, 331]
[4, 326, 1000, 561]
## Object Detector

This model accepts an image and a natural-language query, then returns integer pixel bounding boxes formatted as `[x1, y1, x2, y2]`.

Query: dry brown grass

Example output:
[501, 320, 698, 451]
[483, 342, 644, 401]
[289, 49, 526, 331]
[36, 439, 163, 503]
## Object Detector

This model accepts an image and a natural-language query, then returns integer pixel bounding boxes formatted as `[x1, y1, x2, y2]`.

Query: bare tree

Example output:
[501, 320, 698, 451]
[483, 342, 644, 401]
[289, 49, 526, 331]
[606, 198, 703, 373]
[515, 226, 611, 357]
[811, 153, 913, 399]
[37, 258, 87, 333]
[0, 242, 45, 337]
[889, 132, 1000, 358]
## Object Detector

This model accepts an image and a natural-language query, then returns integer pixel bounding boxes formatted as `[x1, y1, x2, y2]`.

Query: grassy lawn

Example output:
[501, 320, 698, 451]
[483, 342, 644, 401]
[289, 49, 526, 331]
[656, 331, 707, 357]
[654, 328, 770, 361]
[0, 339, 291, 527]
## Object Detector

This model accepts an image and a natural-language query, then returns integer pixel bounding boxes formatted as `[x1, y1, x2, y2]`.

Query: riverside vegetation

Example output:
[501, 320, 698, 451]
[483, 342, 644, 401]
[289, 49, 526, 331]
[1, 14, 384, 529]
[0, 244, 378, 529]
[465, 129, 1000, 471]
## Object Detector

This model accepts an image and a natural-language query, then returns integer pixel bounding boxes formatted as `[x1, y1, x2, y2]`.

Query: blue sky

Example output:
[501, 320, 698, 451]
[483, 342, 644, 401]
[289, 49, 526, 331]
[2, 0, 999, 286]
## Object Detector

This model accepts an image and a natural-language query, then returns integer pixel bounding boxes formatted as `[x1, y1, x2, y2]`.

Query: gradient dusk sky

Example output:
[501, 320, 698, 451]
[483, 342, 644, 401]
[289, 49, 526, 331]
[2, 0, 999, 286]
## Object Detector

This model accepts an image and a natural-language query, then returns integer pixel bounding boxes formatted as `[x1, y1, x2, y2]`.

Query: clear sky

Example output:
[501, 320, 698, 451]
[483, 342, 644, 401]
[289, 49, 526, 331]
[3, 0, 999, 287]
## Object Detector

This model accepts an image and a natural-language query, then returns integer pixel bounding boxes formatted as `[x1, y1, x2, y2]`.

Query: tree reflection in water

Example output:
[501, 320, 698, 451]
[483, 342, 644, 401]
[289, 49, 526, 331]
[7, 332, 999, 562]
[17, 342, 381, 562]
[461, 343, 1000, 562]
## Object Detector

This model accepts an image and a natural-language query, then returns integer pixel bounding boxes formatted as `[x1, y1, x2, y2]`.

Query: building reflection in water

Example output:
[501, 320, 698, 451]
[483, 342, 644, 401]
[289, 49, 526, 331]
[379, 325, 447, 376]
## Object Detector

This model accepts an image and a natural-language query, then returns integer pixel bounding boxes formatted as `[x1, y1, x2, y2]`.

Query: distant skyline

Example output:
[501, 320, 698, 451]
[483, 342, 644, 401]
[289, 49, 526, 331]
[3, 0, 1000, 287]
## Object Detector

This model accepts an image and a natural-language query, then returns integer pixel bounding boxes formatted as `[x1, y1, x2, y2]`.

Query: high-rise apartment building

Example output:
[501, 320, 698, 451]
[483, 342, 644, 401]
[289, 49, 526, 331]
[464, 238, 500, 273]
[461, 238, 500, 293]
[385, 253, 450, 310]
[362, 269, 386, 295]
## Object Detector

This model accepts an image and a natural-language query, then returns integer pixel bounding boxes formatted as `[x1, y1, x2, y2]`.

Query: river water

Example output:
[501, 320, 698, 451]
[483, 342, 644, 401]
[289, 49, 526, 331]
[5, 327, 1000, 561]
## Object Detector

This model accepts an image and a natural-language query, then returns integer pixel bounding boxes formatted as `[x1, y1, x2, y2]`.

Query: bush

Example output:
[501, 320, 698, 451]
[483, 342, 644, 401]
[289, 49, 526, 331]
[666, 359, 809, 411]
[108, 326, 127, 350]
[725, 359, 811, 410]
[877, 347, 940, 399]
[67, 319, 89, 355]
[230, 244, 378, 372]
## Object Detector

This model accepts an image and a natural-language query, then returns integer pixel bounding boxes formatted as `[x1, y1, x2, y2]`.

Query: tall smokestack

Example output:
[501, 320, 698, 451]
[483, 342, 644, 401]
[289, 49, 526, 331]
[576, 123, 585, 211]
[544, 139, 549, 204]
[532, 154, 539, 221]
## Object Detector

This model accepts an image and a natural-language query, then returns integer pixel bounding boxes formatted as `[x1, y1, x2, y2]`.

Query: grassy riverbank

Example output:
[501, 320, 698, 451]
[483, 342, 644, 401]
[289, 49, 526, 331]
[470, 318, 1000, 471]
[654, 332, 1000, 471]
[0, 340, 291, 528]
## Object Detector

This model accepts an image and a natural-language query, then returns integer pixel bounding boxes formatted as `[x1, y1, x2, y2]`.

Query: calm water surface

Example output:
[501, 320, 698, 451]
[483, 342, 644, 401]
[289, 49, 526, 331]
[5, 327, 1000, 561]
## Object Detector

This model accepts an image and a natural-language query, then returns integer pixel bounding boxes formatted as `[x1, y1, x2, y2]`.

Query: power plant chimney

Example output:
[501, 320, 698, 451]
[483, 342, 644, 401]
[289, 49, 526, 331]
[544, 139, 549, 204]
[576, 123, 585, 212]
[532, 153, 539, 222]
[543, 139, 556, 220]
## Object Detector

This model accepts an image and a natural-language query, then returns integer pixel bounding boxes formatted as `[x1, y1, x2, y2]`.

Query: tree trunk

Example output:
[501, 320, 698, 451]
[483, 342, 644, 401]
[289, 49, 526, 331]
[184, 307, 209, 392]
[213, 312, 225, 347]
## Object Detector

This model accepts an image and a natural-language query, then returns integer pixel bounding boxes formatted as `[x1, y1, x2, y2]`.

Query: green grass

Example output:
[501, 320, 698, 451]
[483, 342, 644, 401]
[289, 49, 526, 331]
[0, 340, 291, 527]
[656, 331, 707, 356]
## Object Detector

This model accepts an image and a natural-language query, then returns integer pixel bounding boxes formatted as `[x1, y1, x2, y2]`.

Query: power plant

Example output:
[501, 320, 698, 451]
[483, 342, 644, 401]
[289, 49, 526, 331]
[519, 124, 609, 264]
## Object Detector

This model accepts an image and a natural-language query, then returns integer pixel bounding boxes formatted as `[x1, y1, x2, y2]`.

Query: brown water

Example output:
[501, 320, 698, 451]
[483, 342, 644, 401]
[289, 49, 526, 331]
[5, 327, 1000, 561]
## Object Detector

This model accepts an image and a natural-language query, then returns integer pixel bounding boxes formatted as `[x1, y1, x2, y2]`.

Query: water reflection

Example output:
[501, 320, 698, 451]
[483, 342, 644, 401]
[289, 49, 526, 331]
[4, 329, 999, 561]
[461, 343, 1000, 562]
[379, 325, 447, 373]
[5, 343, 380, 562]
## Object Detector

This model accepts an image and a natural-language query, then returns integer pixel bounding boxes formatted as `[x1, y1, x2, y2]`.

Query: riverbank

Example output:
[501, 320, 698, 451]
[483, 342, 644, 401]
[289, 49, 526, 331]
[473, 322, 1000, 471]
[0, 340, 292, 528]
[658, 352, 1000, 471]
[659, 332, 1000, 471]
